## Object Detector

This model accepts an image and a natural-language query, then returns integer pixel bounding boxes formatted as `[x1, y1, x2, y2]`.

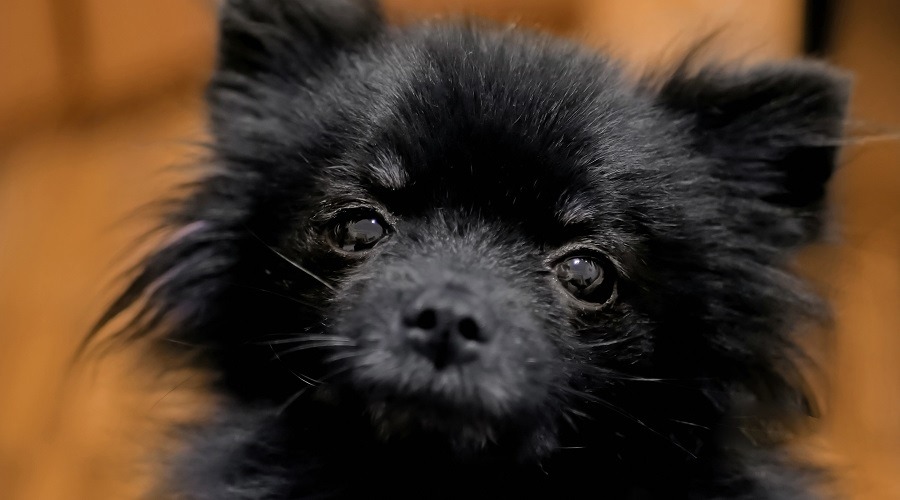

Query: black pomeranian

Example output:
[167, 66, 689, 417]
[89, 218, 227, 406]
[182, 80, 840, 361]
[95, 0, 850, 498]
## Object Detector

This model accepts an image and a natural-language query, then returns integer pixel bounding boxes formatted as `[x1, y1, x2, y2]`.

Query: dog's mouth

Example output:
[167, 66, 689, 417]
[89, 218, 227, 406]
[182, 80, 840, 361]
[303, 381, 510, 455]
[343, 368, 510, 446]
[305, 351, 542, 454]
[365, 398, 500, 448]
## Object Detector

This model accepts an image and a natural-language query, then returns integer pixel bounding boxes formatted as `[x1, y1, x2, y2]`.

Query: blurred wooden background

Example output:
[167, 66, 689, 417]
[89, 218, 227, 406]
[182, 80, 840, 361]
[1, 1, 898, 498]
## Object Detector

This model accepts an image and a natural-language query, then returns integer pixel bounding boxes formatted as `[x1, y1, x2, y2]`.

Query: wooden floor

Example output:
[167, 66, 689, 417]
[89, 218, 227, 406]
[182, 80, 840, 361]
[1, 4, 899, 500]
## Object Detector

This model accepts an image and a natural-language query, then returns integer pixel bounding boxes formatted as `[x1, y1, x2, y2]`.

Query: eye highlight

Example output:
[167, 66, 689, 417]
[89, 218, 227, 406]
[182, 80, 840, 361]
[554, 254, 617, 305]
[330, 213, 390, 252]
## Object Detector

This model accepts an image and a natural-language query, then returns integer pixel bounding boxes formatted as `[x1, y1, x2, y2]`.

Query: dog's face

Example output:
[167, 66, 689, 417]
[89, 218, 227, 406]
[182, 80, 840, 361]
[108, 0, 848, 463]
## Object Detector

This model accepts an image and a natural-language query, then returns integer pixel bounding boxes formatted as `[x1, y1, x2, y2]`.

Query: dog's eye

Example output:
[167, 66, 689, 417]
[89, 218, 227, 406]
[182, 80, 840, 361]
[331, 215, 389, 252]
[554, 255, 616, 304]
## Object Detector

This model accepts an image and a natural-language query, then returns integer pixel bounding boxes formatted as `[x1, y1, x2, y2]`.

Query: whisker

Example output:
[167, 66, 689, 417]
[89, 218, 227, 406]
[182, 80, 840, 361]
[245, 229, 336, 291]
[582, 367, 674, 383]
[560, 386, 698, 459]
[268, 345, 322, 386]
[560, 410, 579, 433]
[248, 331, 317, 341]
[320, 350, 391, 381]
[259, 335, 355, 346]
[565, 407, 592, 421]
[320, 362, 359, 381]
[275, 341, 356, 357]
[324, 351, 367, 364]
[575, 365, 702, 388]
[149, 374, 196, 411]
[232, 284, 326, 311]
[577, 336, 636, 348]
[276, 386, 313, 416]
[669, 419, 710, 430]
[163, 338, 199, 347]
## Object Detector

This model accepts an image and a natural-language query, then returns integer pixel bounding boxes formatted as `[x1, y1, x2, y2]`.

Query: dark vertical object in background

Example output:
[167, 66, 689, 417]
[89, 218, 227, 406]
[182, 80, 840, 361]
[49, 0, 89, 118]
[805, 0, 836, 55]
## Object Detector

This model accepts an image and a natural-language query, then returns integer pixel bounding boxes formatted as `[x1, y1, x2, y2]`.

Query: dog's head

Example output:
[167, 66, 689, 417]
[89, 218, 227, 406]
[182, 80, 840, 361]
[101, 0, 848, 462]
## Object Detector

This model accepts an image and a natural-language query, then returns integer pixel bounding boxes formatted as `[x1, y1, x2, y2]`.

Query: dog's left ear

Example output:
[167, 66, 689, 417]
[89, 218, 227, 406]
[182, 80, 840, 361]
[214, 0, 383, 80]
[657, 61, 850, 245]
[207, 0, 384, 145]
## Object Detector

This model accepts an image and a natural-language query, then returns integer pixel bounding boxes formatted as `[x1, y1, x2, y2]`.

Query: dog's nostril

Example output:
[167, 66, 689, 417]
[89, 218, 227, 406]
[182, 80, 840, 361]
[456, 317, 480, 342]
[402, 287, 495, 368]
[415, 309, 438, 330]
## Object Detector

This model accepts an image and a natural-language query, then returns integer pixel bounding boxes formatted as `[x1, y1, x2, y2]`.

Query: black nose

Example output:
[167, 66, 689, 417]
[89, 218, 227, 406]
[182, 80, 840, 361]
[402, 286, 492, 369]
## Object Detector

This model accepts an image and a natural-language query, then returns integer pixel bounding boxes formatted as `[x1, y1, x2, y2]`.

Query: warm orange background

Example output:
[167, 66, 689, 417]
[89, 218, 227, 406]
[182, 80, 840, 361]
[1, 1, 898, 499]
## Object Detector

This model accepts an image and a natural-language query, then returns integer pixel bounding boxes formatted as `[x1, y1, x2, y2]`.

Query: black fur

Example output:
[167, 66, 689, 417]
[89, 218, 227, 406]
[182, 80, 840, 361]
[96, 1, 850, 498]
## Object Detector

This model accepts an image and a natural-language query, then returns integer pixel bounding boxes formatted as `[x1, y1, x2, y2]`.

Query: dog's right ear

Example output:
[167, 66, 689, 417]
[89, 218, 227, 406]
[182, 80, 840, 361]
[214, 0, 383, 82]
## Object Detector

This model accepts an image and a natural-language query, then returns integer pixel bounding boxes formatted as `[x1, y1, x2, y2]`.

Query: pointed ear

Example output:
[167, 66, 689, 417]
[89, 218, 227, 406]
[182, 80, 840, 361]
[214, 0, 383, 81]
[657, 61, 850, 243]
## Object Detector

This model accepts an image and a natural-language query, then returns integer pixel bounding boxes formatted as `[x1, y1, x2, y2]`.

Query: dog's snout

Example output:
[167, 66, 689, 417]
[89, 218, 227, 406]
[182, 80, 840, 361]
[402, 286, 493, 369]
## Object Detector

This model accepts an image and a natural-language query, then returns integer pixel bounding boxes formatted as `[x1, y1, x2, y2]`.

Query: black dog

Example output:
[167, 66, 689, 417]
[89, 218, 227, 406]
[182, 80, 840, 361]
[95, 0, 849, 498]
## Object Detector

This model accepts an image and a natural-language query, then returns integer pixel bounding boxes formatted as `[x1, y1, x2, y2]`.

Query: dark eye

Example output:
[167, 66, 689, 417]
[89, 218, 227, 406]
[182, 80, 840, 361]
[554, 255, 617, 305]
[331, 215, 389, 252]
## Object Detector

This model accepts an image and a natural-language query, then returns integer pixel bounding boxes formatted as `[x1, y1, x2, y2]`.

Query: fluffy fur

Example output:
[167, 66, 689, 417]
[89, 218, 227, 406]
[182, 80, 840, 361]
[94, 1, 850, 498]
